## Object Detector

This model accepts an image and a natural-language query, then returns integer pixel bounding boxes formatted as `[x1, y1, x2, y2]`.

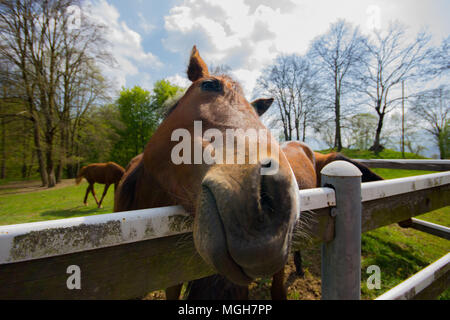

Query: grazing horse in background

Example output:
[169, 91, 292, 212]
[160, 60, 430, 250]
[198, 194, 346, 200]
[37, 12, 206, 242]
[115, 46, 300, 300]
[76, 162, 125, 208]
[185, 141, 385, 299]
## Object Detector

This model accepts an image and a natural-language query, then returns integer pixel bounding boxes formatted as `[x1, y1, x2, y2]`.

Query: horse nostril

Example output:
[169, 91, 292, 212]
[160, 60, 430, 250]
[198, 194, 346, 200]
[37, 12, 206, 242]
[259, 175, 274, 217]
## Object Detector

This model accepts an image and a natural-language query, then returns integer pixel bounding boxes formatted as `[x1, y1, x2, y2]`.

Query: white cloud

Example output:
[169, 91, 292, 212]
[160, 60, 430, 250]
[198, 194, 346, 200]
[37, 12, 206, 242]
[84, 0, 162, 90]
[138, 13, 156, 34]
[165, 73, 191, 88]
[162, 0, 449, 97]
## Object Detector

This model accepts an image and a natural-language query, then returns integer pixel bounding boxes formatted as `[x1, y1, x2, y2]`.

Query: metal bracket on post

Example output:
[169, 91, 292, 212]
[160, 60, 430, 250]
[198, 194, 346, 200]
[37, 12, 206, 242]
[320, 160, 362, 300]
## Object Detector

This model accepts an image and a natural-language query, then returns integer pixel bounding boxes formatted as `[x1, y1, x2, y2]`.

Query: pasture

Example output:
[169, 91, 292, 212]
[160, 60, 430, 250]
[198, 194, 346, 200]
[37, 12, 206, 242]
[0, 163, 448, 300]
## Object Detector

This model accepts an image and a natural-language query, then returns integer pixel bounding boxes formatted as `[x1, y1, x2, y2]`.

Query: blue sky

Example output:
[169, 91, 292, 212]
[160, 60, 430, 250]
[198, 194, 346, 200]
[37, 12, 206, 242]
[80, 0, 448, 157]
[84, 0, 449, 99]
[80, 0, 450, 156]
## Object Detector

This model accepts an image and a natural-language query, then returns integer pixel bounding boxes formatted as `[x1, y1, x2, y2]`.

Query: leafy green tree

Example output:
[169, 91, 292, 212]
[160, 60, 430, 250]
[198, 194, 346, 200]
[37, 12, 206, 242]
[111, 81, 185, 167]
[152, 79, 185, 120]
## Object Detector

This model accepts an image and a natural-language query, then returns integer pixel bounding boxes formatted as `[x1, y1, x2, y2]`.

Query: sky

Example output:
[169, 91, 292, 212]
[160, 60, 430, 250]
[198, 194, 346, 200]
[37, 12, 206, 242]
[82, 0, 450, 99]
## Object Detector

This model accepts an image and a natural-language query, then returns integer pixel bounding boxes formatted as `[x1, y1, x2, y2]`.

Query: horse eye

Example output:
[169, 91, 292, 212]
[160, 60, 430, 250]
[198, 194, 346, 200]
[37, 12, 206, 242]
[201, 79, 222, 92]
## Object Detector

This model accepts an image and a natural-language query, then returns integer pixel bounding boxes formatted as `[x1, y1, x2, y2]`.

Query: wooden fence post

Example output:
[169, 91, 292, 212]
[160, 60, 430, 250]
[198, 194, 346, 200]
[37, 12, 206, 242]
[321, 160, 362, 300]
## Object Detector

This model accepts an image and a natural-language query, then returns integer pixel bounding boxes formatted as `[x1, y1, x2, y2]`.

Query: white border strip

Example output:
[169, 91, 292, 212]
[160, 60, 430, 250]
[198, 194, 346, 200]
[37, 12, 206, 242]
[298, 187, 335, 211]
[376, 253, 450, 300]
[356, 159, 450, 165]
[361, 172, 450, 202]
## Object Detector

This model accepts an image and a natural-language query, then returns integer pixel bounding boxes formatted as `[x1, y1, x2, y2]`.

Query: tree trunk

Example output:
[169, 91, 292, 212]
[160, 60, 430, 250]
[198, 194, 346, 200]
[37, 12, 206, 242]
[334, 95, 342, 151]
[31, 116, 48, 186]
[295, 118, 300, 141]
[371, 112, 385, 154]
[45, 130, 56, 188]
[302, 116, 307, 142]
[1, 118, 5, 179]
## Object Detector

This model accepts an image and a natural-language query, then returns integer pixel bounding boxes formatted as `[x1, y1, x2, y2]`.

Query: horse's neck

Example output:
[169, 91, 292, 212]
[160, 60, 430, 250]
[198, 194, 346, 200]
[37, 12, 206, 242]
[115, 159, 176, 212]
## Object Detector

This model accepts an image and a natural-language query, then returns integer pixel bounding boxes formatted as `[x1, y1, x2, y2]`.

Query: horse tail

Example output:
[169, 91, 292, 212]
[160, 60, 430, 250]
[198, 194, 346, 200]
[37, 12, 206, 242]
[75, 166, 87, 185]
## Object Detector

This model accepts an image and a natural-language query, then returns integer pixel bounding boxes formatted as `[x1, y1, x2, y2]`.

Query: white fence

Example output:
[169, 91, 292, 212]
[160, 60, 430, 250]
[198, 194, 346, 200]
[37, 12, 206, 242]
[0, 160, 448, 299]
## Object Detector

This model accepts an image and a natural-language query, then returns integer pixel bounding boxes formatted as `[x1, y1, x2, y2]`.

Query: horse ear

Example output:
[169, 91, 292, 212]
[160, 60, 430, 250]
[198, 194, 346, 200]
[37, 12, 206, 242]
[187, 45, 210, 82]
[251, 98, 274, 116]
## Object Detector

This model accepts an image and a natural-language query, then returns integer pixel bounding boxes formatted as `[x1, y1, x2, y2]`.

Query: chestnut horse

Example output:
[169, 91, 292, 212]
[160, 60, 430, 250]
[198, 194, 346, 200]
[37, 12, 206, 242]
[115, 46, 300, 299]
[185, 141, 384, 299]
[76, 162, 125, 208]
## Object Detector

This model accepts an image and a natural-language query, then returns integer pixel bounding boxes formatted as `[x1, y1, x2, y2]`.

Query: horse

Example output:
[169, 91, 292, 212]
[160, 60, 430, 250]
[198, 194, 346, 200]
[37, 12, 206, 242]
[184, 141, 385, 299]
[76, 162, 125, 208]
[114, 46, 300, 300]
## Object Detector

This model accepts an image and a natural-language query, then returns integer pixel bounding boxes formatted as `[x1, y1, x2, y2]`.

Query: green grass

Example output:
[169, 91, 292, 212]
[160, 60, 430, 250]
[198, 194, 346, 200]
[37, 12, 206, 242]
[319, 147, 427, 159]
[361, 222, 450, 299]
[0, 181, 114, 226]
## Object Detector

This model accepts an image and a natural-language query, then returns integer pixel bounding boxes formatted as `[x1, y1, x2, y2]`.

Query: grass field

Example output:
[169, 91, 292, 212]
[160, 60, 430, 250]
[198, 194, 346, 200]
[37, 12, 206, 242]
[0, 181, 115, 225]
[0, 149, 448, 300]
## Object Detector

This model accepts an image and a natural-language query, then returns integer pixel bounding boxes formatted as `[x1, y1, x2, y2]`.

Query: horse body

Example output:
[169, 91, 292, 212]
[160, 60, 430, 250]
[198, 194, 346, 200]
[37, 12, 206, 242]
[76, 162, 125, 208]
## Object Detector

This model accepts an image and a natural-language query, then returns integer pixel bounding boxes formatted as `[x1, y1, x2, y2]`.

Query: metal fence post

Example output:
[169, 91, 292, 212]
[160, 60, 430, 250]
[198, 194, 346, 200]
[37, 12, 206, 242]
[321, 160, 362, 300]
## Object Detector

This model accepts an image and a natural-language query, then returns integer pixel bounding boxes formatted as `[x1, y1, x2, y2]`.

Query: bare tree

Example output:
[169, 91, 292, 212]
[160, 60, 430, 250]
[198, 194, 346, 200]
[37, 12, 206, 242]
[359, 22, 431, 153]
[0, 0, 111, 186]
[257, 55, 296, 140]
[256, 54, 323, 141]
[342, 113, 377, 150]
[410, 86, 449, 159]
[309, 19, 366, 151]
[425, 35, 449, 77]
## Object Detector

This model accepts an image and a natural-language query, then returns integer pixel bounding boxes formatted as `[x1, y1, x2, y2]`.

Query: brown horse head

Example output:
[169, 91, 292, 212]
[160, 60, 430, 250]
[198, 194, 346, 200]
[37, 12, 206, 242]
[117, 46, 300, 285]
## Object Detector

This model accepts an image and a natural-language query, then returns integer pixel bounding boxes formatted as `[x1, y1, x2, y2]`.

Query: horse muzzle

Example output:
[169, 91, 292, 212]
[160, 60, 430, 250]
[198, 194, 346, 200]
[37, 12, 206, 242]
[193, 160, 299, 285]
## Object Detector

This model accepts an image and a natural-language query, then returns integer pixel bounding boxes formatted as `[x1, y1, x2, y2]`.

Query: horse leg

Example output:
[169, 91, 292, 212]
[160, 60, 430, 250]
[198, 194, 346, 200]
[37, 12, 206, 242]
[271, 265, 287, 300]
[83, 184, 91, 206]
[165, 284, 183, 300]
[293, 251, 305, 277]
[98, 184, 110, 208]
[90, 183, 100, 206]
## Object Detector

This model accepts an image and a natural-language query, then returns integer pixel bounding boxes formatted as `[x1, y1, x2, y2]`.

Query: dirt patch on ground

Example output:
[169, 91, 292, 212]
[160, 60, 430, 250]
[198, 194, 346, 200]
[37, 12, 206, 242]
[0, 179, 76, 196]
[144, 246, 323, 300]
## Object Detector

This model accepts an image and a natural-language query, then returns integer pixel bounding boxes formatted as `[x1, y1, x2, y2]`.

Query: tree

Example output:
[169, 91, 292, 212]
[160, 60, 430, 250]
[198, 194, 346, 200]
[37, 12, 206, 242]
[359, 22, 431, 153]
[0, 0, 110, 186]
[309, 19, 366, 151]
[410, 86, 449, 159]
[425, 35, 449, 77]
[256, 54, 323, 141]
[342, 113, 377, 150]
[111, 82, 184, 167]
[152, 79, 185, 121]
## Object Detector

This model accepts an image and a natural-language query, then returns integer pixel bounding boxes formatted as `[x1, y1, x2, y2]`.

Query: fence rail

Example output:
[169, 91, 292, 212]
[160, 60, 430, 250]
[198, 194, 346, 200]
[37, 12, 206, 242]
[0, 159, 448, 299]
[376, 253, 450, 300]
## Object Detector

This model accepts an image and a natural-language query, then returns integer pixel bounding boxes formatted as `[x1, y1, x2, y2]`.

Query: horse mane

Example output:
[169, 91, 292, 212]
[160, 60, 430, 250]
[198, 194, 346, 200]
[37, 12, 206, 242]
[114, 160, 144, 212]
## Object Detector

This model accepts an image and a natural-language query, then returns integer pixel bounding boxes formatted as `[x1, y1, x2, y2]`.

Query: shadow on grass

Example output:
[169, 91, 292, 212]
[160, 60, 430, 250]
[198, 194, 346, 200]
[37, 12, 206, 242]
[362, 232, 429, 284]
[39, 205, 113, 219]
